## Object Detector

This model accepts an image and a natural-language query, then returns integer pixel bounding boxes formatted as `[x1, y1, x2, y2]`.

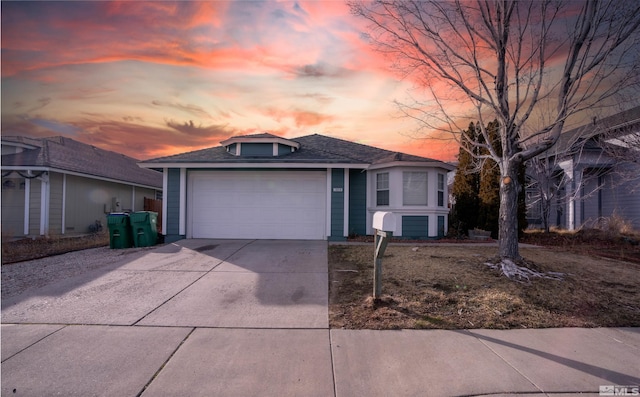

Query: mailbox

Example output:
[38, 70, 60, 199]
[373, 211, 396, 232]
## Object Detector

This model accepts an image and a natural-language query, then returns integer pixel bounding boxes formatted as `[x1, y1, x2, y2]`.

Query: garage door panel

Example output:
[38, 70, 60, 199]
[189, 171, 327, 240]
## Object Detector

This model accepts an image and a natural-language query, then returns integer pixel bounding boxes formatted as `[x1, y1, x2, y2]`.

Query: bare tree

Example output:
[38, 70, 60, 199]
[350, 0, 640, 279]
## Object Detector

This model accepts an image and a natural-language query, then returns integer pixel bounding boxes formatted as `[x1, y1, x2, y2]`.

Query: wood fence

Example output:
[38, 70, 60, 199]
[143, 197, 163, 233]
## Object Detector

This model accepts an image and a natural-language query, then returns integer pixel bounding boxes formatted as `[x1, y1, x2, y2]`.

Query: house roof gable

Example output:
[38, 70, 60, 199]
[220, 132, 300, 148]
[2, 136, 162, 188]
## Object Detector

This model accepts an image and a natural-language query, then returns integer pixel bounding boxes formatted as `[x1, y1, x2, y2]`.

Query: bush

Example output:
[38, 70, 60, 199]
[583, 213, 638, 236]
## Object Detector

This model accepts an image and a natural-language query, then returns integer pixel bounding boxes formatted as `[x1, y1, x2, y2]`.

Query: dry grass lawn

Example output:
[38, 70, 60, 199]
[2, 233, 109, 264]
[329, 244, 640, 329]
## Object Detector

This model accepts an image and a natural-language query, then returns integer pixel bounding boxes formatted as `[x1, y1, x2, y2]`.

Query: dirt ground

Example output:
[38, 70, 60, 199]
[329, 243, 640, 330]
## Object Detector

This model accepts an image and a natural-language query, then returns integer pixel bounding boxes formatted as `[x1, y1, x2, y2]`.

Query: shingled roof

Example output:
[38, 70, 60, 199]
[141, 133, 453, 169]
[2, 136, 162, 188]
[550, 105, 640, 156]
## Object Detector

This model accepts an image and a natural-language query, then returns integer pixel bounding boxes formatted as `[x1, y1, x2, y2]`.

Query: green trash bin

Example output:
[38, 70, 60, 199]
[107, 213, 133, 249]
[129, 211, 158, 247]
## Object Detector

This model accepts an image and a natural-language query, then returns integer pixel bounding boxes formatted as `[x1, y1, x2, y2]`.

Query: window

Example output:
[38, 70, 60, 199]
[403, 172, 427, 205]
[376, 173, 389, 206]
[437, 173, 445, 207]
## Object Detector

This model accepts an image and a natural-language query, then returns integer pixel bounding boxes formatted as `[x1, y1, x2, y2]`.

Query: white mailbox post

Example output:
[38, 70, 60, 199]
[372, 212, 396, 299]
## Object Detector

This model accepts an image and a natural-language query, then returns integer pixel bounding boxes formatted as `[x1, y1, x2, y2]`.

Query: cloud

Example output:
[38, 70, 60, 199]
[263, 107, 334, 128]
[165, 119, 235, 138]
[73, 117, 236, 159]
[1, 113, 236, 160]
[122, 115, 144, 123]
[1, 115, 62, 138]
[297, 93, 334, 104]
[152, 100, 214, 119]
[58, 87, 115, 101]
[0, 1, 459, 164]
[291, 62, 354, 79]
[26, 97, 51, 113]
[1, 2, 234, 76]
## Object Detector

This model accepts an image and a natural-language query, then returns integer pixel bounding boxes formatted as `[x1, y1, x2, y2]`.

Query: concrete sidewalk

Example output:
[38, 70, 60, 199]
[2, 325, 638, 396]
[2, 240, 639, 396]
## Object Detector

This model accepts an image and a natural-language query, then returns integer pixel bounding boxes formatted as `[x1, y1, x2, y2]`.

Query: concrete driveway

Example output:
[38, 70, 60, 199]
[1, 239, 328, 328]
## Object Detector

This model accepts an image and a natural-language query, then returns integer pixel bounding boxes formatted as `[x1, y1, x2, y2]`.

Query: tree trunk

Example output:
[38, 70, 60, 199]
[542, 199, 550, 234]
[498, 161, 521, 260]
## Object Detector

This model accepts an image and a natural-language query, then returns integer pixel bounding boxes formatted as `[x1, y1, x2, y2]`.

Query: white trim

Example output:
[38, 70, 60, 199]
[23, 178, 30, 235]
[343, 169, 349, 237]
[366, 207, 451, 215]
[179, 168, 186, 236]
[365, 170, 372, 232]
[131, 186, 136, 212]
[2, 166, 161, 190]
[326, 168, 332, 237]
[162, 168, 168, 235]
[237, 142, 242, 155]
[138, 162, 369, 170]
[40, 174, 50, 235]
[1, 140, 39, 150]
[186, 172, 193, 239]
[272, 143, 278, 156]
[61, 174, 67, 234]
[368, 161, 455, 171]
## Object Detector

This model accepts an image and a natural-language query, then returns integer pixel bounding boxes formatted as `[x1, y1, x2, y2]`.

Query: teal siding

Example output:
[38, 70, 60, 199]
[438, 216, 445, 238]
[166, 168, 182, 239]
[277, 144, 291, 156]
[402, 216, 429, 239]
[228, 143, 237, 155]
[330, 169, 345, 240]
[348, 169, 367, 236]
[242, 143, 272, 156]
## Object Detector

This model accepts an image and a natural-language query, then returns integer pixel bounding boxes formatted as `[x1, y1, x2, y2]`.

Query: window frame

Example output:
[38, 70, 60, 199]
[437, 173, 445, 207]
[376, 172, 390, 206]
[403, 171, 428, 206]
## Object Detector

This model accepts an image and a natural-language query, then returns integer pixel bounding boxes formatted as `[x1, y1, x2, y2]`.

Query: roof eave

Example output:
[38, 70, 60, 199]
[1, 140, 40, 150]
[2, 166, 162, 190]
[138, 161, 370, 169]
[368, 161, 456, 171]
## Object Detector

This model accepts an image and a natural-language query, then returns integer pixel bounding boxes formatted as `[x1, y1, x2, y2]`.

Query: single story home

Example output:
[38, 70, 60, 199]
[139, 133, 454, 242]
[526, 106, 640, 230]
[2, 136, 163, 237]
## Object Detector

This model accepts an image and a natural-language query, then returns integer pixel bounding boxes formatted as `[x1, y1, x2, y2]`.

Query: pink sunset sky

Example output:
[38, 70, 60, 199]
[1, 1, 460, 161]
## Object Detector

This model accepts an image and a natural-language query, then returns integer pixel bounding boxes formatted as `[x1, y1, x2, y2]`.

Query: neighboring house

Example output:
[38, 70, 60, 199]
[526, 106, 640, 230]
[139, 133, 454, 242]
[1, 136, 163, 237]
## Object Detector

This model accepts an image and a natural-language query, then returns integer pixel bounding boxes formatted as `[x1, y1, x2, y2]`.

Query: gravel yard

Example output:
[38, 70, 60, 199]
[1, 246, 157, 299]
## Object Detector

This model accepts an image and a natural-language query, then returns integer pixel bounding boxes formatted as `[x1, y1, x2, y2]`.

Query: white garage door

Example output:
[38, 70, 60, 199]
[188, 170, 327, 240]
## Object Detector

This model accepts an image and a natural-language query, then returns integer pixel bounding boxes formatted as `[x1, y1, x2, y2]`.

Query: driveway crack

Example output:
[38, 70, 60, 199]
[130, 240, 256, 326]
[135, 327, 196, 397]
